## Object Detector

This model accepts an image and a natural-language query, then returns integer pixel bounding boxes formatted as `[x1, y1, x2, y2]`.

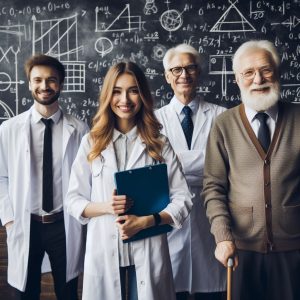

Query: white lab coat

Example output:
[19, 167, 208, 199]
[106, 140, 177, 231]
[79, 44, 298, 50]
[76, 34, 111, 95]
[155, 96, 227, 293]
[66, 133, 192, 300]
[0, 106, 89, 291]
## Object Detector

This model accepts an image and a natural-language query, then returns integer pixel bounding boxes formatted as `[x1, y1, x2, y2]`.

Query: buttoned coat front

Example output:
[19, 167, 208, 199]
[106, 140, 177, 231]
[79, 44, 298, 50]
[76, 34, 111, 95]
[155, 97, 226, 293]
[66, 133, 192, 300]
[0, 107, 89, 291]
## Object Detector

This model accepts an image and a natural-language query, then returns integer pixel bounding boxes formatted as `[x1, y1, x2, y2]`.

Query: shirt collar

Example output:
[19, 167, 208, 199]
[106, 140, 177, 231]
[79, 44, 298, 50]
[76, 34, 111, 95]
[244, 104, 278, 123]
[112, 126, 138, 143]
[32, 106, 62, 125]
[172, 96, 199, 116]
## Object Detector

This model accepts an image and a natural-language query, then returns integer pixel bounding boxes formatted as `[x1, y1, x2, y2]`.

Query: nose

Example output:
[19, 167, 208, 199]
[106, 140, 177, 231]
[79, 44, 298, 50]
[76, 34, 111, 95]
[253, 70, 264, 84]
[120, 91, 130, 103]
[179, 68, 188, 78]
[40, 80, 48, 90]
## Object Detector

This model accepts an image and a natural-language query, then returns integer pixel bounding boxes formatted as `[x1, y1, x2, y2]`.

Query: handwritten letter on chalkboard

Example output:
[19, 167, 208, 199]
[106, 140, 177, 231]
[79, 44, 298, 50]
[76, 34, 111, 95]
[0, 0, 299, 125]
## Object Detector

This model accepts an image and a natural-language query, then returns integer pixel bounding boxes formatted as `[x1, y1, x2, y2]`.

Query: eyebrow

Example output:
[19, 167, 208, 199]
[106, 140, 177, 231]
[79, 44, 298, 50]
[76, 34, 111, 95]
[243, 63, 273, 70]
[32, 76, 59, 80]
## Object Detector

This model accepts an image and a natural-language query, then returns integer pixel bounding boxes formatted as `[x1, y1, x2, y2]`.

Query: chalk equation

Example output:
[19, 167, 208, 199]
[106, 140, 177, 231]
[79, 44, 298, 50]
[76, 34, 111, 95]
[0, 0, 299, 124]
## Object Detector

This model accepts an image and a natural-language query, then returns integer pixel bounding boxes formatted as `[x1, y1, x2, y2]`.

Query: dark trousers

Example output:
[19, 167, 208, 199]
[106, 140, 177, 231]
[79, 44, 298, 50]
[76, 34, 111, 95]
[176, 291, 226, 300]
[120, 265, 138, 300]
[14, 218, 78, 300]
[232, 249, 300, 300]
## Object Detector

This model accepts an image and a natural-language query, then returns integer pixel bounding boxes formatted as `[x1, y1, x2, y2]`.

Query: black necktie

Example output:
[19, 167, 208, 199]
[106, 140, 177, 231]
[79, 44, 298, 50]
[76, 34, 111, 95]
[181, 106, 194, 149]
[256, 112, 270, 152]
[41, 118, 53, 213]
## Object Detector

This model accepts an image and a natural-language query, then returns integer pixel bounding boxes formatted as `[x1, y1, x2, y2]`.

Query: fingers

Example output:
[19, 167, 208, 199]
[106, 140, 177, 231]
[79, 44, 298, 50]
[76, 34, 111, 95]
[111, 195, 133, 214]
[215, 240, 237, 268]
[5, 221, 14, 229]
[116, 215, 129, 224]
[116, 215, 129, 239]
[233, 255, 239, 270]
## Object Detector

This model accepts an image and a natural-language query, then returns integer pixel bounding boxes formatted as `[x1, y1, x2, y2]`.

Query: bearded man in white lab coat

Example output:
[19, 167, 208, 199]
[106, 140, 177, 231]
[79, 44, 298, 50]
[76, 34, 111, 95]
[155, 44, 226, 300]
[0, 54, 89, 300]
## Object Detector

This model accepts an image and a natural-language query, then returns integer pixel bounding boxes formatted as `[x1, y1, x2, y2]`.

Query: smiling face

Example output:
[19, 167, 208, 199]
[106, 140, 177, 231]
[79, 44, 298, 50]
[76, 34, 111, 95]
[110, 73, 142, 133]
[165, 53, 199, 104]
[29, 65, 63, 106]
[235, 48, 280, 111]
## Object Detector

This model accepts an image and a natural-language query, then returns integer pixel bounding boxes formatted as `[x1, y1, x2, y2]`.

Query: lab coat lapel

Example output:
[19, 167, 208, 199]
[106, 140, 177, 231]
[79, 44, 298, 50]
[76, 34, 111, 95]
[126, 136, 146, 169]
[22, 110, 32, 211]
[101, 142, 118, 171]
[168, 104, 189, 149]
[192, 100, 209, 147]
[62, 115, 75, 159]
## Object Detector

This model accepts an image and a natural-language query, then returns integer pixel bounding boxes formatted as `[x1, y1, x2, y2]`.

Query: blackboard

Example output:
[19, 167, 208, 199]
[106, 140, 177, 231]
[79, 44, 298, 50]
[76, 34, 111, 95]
[0, 0, 299, 125]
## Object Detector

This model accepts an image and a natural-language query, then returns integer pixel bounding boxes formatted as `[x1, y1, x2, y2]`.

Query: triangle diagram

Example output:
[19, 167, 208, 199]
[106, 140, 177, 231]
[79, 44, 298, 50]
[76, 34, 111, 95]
[210, 2, 256, 32]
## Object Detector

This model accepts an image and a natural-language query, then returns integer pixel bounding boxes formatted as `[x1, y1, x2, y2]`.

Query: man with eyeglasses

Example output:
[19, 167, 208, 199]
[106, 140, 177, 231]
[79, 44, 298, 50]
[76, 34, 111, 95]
[202, 40, 300, 300]
[155, 44, 226, 300]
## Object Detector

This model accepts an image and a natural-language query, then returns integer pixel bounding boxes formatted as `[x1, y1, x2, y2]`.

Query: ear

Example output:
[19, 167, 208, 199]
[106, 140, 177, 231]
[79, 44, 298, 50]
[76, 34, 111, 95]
[235, 73, 240, 86]
[165, 71, 171, 84]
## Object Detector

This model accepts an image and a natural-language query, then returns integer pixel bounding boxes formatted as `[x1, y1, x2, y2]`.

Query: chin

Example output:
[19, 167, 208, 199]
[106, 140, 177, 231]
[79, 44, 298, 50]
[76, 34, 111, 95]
[33, 92, 60, 106]
[241, 83, 280, 111]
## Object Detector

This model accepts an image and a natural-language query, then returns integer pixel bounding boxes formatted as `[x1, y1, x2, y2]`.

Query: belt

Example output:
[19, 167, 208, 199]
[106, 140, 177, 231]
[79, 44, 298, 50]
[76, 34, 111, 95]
[31, 211, 64, 224]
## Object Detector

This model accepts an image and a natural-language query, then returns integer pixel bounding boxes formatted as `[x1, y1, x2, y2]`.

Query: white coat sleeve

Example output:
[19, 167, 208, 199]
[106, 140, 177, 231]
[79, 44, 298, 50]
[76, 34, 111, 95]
[0, 123, 14, 225]
[162, 138, 193, 228]
[65, 134, 92, 225]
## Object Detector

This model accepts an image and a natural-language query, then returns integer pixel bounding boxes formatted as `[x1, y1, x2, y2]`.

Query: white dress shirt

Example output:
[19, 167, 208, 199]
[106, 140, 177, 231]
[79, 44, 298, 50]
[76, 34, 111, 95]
[173, 96, 199, 124]
[30, 107, 63, 215]
[244, 104, 278, 139]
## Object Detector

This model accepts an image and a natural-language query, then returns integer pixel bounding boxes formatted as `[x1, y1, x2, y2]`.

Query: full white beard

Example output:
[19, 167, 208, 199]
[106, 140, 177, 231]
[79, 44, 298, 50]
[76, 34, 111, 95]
[240, 82, 280, 111]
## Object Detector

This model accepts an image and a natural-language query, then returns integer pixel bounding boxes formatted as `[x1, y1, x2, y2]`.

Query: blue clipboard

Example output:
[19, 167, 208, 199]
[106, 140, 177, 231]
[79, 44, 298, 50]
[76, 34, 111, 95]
[114, 163, 173, 243]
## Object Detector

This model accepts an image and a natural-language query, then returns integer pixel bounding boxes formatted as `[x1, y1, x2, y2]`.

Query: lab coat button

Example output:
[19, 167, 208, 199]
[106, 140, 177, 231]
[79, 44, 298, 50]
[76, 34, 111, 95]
[112, 234, 117, 239]
[140, 281, 145, 285]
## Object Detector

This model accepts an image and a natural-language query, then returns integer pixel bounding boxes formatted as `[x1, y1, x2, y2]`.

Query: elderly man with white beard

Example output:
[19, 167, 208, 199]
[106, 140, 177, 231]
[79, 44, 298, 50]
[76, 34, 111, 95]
[202, 40, 300, 300]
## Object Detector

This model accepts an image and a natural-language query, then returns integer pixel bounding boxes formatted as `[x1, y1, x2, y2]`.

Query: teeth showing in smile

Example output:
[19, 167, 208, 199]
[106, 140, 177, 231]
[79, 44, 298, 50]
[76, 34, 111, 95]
[118, 105, 132, 112]
[38, 90, 52, 97]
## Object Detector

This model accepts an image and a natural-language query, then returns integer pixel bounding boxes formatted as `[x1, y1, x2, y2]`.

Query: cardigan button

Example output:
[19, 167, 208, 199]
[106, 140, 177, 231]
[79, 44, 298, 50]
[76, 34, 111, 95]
[264, 182, 270, 187]
[264, 159, 269, 165]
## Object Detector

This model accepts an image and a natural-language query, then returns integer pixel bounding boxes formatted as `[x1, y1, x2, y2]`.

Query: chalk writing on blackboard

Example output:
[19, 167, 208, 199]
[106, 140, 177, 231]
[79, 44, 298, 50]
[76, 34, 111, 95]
[0, 0, 299, 125]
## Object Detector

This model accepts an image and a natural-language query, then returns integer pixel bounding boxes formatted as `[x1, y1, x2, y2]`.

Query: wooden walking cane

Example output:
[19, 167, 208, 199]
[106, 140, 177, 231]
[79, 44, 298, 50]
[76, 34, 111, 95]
[227, 257, 234, 300]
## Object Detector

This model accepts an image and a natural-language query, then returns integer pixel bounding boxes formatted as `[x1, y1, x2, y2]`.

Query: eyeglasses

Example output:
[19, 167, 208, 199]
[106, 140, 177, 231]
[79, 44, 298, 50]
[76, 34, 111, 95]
[169, 64, 198, 77]
[240, 67, 274, 81]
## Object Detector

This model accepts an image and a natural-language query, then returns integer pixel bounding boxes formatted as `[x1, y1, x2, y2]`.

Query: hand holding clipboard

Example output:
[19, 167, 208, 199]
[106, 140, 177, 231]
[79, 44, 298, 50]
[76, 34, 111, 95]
[114, 164, 173, 243]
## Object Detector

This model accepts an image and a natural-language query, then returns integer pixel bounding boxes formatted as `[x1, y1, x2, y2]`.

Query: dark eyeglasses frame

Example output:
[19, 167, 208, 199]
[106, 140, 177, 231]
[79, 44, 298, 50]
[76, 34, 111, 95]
[169, 64, 198, 76]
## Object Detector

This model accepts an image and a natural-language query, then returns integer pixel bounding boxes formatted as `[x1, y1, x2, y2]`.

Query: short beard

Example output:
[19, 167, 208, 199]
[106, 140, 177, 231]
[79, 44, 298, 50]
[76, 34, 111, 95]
[240, 82, 280, 111]
[33, 90, 60, 106]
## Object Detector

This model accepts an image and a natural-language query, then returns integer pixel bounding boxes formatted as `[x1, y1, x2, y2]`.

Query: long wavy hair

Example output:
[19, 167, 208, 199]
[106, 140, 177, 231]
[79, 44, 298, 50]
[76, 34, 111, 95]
[88, 61, 164, 162]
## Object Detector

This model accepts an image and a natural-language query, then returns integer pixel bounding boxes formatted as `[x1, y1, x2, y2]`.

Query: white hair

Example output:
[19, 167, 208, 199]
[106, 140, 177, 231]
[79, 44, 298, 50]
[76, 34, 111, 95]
[232, 40, 280, 73]
[163, 43, 201, 71]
